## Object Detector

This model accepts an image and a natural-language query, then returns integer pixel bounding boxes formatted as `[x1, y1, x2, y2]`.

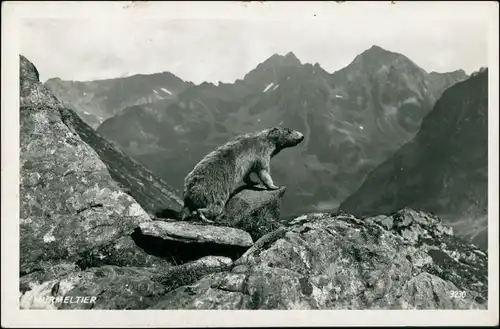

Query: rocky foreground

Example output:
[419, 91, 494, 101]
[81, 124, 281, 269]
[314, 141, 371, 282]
[19, 55, 487, 310]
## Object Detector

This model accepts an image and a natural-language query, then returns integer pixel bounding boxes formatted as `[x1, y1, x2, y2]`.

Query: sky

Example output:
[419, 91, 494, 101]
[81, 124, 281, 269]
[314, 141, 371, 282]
[18, 1, 494, 84]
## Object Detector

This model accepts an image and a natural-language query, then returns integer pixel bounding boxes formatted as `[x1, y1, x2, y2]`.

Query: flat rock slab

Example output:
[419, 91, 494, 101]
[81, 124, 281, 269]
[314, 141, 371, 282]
[138, 221, 253, 248]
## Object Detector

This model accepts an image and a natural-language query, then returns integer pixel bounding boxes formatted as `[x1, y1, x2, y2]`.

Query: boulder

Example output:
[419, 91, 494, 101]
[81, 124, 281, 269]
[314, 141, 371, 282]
[59, 107, 183, 215]
[19, 54, 156, 274]
[20, 256, 232, 310]
[133, 221, 254, 263]
[157, 184, 286, 241]
[221, 185, 286, 241]
[148, 209, 487, 310]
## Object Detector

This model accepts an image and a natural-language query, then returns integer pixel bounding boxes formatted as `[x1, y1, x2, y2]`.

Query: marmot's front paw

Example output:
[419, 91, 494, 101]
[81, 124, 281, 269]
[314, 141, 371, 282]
[268, 185, 282, 190]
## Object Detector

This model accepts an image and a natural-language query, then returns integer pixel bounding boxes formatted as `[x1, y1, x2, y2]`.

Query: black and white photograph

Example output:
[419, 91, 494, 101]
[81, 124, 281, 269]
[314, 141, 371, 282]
[2, 1, 499, 327]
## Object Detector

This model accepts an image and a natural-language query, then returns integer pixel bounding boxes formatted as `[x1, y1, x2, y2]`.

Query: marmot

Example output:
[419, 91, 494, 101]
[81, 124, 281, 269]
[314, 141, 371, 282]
[181, 126, 304, 223]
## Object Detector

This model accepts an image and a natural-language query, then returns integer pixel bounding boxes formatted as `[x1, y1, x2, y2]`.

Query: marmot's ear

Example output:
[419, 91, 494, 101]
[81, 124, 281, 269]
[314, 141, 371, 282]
[267, 127, 280, 138]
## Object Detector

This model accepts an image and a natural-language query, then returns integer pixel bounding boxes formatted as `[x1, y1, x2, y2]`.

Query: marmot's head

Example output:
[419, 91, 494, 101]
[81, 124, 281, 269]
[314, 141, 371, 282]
[265, 127, 305, 149]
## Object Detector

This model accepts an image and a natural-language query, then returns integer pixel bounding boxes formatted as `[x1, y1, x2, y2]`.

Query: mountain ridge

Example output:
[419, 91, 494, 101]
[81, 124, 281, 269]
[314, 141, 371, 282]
[44, 45, 470, 129]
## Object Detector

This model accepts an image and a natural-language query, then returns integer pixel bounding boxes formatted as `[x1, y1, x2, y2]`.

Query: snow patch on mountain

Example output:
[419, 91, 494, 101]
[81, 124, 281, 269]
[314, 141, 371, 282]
[161, 88, 172, 95]
[402, 97, 419, 105]
[263, 83, 275, 93]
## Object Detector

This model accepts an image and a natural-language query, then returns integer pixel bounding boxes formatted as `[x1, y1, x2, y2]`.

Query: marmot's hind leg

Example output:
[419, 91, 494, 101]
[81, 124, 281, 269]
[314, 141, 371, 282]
[243, 172, 260, 187]
[258, 169, 280, 190]
[196, 202, 224, 224]
[195, 210, 215, 224]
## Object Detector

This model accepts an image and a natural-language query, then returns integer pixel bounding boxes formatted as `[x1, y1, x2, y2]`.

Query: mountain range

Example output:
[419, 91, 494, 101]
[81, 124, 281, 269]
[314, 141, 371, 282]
[44, 45, 478, 235]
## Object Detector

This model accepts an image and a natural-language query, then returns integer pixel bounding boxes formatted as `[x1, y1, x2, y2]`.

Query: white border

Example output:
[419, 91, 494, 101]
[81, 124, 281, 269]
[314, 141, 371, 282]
[2, 1, 499, 327]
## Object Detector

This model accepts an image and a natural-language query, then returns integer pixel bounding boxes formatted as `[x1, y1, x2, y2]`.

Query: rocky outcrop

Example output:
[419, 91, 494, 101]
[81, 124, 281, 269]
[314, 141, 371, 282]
[138, 221, 253, 248]
[220, 186, 286, 241]
[19, 54, 159, 275]
[148, 209, 487, 310]
[20, 256, 232, 310]
[154, 184, 287, 242]
[58, 107, 183, 215]
[20, 52, 182, 276]
[19, 55, 245, 308]
[132, 221, 253, 263]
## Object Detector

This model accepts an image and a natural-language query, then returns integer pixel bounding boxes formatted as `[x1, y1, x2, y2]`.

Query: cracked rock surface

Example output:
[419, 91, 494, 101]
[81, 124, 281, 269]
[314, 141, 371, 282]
[149, 209, 487, 310]
[19, 55, 245, 310]
[220, 185, 286, 241]
[19, 54, 155, 274]
[20, 256, 232, 310]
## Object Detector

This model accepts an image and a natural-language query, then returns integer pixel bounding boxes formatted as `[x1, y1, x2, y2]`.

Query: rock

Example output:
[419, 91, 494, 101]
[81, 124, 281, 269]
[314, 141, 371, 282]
[19, 266, 167, 310]
[399, 272, 479, 309]
[133, 221, 253, 263]
[138, 221, 253, 247]
[150, 271, 252, 310]
[20, 256, 232, 310]
[20, 55, 62, 109]
[20, 104, 150, 274]
[155, 185, 286, 242]
[153, 256, 233, 293]
[149, 209, 487, 309]
[20, 262, 79, 296]
[19, 54, 162, 274]
[75, 235, 172, 270]
[220, 185, 286, 241]
[59, 107, 183, 215]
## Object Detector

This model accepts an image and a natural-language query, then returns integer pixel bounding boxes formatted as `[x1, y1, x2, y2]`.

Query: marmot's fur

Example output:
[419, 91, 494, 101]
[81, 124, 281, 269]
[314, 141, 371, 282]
[181, 127, 305, 223]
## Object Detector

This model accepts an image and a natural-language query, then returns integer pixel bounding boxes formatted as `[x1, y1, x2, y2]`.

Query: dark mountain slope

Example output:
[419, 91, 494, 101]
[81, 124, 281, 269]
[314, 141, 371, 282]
[339, 70, 488, 249]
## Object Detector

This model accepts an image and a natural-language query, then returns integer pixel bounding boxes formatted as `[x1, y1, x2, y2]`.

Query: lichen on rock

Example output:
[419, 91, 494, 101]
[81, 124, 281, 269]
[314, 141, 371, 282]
[19, 54, 154, 274]
[147, 209, 487, 310]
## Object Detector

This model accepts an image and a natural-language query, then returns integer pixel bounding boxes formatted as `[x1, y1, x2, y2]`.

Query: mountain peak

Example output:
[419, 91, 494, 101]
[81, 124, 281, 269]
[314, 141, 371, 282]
[262, 51, 302, 68]
[359, 45, 397, 58]
[285, 51, 299, 60]
[343, 44, 420, 73]
[368, 45, 388, 51]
